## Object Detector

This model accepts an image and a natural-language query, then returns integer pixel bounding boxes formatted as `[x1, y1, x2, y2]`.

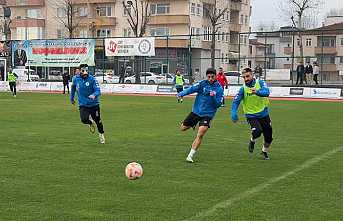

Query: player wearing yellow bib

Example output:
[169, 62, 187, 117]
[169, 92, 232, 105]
[231, 68, 273, 160]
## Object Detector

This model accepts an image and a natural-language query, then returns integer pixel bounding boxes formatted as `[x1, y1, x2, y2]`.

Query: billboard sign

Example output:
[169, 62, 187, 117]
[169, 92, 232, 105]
[105, 37, 155, 57]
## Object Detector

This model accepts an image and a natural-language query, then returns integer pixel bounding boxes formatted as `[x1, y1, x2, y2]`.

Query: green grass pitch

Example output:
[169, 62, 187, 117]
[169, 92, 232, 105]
[0, 92, 342, 221]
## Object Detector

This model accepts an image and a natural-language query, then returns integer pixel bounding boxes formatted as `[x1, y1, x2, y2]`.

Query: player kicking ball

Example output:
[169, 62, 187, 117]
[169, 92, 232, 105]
[231, 68, 273, 160]
[70, 64, 105, 144]
[178, 68, 224, 163]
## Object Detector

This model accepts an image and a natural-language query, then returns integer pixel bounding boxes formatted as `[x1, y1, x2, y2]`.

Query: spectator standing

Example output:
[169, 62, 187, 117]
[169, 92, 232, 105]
[313, 62, 320, 85]
[304, 61, 313, 85]
[296, 61, 305, 85]
[62, 71, 71, 94]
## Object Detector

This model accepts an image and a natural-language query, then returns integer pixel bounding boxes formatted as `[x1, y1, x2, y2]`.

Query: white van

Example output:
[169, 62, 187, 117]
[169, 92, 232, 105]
[12, 68, 40, 82]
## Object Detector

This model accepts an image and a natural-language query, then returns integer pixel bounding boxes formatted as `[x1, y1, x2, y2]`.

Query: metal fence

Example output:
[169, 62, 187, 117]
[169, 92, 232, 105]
[2, 28, 343, 86]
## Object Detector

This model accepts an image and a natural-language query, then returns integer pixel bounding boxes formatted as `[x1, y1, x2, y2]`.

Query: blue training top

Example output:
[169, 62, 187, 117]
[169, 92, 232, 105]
[178, 80, 223, 118]
[70, 74, 101, 107]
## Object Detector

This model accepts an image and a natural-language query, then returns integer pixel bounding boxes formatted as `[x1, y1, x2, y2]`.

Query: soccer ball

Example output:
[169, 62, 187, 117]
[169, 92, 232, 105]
[125, 162, 143, 180]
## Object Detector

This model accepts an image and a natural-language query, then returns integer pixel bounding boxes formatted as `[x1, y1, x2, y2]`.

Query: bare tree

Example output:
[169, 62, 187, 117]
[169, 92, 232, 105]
[122, 0, 151, 38]
[203, 0, 228, 68]
[279, 0, 323, 62]
[1, 6, 11, 41]
[122, 0, 151, 83]
[51, 0, 81, 38]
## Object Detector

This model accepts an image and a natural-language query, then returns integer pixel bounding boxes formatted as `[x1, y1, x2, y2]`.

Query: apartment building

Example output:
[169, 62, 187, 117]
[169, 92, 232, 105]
[4, 0, 251, 77]
[250, 23, 343, 82]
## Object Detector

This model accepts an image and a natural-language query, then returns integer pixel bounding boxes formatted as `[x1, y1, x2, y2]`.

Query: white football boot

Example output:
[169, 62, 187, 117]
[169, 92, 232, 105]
[99, 133, 105, 144]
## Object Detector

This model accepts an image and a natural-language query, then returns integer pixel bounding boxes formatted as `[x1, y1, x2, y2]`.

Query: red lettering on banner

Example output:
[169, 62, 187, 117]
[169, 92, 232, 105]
[107, 41, 117, 54]
[32, 47, 88, 55]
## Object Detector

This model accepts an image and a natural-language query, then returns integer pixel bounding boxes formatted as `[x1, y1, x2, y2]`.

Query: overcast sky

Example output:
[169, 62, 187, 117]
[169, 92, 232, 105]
[250, 0, 343, 30]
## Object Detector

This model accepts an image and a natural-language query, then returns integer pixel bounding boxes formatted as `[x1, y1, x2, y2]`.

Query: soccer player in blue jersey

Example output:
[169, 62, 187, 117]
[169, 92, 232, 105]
[178, 68, 224, 163]
[70, 64, 105, 144]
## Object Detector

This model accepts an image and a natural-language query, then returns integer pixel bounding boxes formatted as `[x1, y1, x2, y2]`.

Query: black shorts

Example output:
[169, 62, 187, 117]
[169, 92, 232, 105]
[247, 115, 273, 144]
[183, 112, 212, 128]
[79, 105, 101, 122]
[176, 87, 183, 93]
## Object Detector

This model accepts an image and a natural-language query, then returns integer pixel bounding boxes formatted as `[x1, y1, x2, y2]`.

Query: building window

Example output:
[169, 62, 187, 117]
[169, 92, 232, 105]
[27, 9, 42, 19]
[245, 15, 248, 25]
[196, 4, 202, 16]
[317, 54, 335, 64]
[305, 38, 312, 47]
[16, 27, 26, 40]
[57, 29, 64, 39]
[240, 14, 244, 24]
[97, 29, 111, 37]
[203, 26, 212, 41]
[96, 6, 112, 17]
[340, 57, 343, 64]
[17, 27, 44, 40]
[317, 36, 336, 47]
[57, 8, 66, 18]
[150, 27, 169, 36]
[297, 38, 301, 46]
[226, 11, 230, 21]
[190, 3, 195, 15]
[124, 28, 132, 37]
[79, 7, 88, 17]
[222, 32, 225, 41]
[341, 38, 343, 46]
[151, 4, 170, 15]
[221, 53, 224, 62]
[79, 29, 88, 38]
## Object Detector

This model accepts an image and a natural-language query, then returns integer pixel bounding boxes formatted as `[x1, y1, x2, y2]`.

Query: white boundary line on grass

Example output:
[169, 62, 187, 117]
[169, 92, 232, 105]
[184, 145, 343, 221]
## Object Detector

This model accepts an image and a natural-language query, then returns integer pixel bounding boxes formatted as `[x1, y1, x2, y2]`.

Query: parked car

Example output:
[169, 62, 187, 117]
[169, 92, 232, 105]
[94, 73, 119, 84]
[12, 68, 40, 82]
[49, 70, 62, 81]
[224, 71, 243, 85]
[125, 72, 166, 84]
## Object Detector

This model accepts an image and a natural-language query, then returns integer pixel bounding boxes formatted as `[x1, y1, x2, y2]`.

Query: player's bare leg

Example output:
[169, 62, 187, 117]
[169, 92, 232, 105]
[186, 126, 208, 163]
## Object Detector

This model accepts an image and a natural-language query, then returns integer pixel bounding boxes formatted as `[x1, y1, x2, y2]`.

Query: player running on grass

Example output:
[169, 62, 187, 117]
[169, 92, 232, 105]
[70, 64, 105, 144]
[231, 67, 273, 160]
[177, 68, 224, 163]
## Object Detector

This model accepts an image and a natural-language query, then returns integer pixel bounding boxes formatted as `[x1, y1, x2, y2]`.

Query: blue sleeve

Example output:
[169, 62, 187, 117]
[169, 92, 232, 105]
[173, 77, 176, 84]
[212, 87, 223, 108]
[231, 87, 244, 116]
[256, 80, 270, 97]
[70, 76, 76, 101]
[91, 78, 101, 97]
[178, 82, 202, 97]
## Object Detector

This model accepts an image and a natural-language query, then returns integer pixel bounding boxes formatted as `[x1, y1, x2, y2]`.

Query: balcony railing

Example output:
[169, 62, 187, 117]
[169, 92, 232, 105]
[314, 47, 337, 54]
[11, 18, 45, 27]
[149, 15, 189, 25]
[7, 0, 44, 6]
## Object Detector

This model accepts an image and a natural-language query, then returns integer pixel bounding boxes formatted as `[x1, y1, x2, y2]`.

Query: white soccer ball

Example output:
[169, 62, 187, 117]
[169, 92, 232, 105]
[125, 162, 143, 180]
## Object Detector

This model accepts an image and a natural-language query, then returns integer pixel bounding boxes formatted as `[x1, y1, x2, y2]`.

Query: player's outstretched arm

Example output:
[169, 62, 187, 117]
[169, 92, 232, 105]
[231, 87, 244, 122]
[178, 82, 201, 98]
[256, 80, 270, 97]
[70, 76, 77, 104]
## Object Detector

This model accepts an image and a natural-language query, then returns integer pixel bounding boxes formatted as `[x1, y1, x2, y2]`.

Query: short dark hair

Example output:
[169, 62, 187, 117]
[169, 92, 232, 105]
[206, 68, 216, 75]
[242, 67, 252, 74]
[79, 64, 88, 69]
